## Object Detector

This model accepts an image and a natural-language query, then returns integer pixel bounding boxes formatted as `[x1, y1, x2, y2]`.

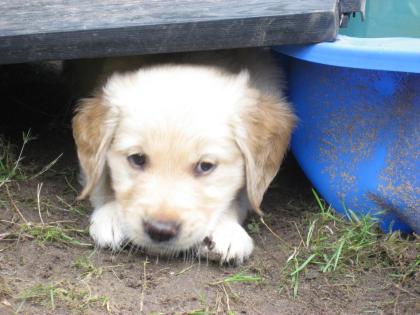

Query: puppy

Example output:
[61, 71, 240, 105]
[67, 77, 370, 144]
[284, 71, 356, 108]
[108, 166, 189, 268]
[72, 49, 295, 264]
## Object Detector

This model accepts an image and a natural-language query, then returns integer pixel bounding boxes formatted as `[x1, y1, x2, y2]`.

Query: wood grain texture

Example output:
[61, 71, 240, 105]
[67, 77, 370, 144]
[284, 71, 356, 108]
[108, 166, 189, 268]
[0, 0, 339, 64]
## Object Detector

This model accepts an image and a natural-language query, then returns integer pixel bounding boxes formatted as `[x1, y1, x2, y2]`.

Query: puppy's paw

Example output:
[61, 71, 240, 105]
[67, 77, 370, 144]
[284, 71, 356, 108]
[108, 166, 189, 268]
[200, 222, 254, 265]
[89, 202, 125, 250]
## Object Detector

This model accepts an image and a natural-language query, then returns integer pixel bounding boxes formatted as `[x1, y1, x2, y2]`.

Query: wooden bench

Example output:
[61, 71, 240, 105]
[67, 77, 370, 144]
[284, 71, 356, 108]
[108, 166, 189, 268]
[0, 0, 364, 65]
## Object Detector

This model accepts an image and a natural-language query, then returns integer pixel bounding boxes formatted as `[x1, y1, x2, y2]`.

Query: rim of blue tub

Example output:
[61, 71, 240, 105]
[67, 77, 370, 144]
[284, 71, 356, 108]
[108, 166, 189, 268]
[274, 35, 420, 74]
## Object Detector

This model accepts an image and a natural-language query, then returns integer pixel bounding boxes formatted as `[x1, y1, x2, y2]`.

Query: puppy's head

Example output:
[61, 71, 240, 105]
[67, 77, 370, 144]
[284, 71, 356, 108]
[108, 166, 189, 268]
[73, 65, 294, 254]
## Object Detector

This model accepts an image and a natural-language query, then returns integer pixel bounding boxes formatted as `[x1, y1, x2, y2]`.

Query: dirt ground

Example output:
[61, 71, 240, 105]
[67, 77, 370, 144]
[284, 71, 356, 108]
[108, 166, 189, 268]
[0, 62, 418, 315]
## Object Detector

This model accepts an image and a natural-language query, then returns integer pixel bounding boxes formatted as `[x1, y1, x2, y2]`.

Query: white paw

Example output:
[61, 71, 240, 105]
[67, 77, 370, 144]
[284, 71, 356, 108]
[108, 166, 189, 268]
[89, 202, 125, 250]
[200, 221, 254, 265]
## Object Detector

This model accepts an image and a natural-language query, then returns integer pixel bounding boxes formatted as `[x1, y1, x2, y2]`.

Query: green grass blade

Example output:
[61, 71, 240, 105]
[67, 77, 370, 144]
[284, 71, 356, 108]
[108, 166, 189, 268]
[290, 253, 317, 276]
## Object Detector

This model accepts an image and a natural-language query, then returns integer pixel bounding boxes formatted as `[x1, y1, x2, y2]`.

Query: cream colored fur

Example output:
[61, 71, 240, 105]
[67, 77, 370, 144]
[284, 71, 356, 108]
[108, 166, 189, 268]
[72, 49, 295, 264]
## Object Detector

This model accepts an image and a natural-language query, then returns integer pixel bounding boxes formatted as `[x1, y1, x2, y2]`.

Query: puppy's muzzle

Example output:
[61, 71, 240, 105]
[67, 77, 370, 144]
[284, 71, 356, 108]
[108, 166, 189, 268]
[143, 220, 180, 242]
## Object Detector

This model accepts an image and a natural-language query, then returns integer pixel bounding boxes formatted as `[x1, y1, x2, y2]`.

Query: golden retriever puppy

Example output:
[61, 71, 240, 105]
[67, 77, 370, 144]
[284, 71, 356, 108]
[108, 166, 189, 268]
[72, 49, 295, 264]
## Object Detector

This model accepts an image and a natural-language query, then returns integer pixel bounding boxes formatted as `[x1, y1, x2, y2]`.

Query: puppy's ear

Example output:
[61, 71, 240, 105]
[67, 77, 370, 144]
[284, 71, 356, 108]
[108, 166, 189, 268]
[234, 92, 295, 215]
[72, 94, 118, 200]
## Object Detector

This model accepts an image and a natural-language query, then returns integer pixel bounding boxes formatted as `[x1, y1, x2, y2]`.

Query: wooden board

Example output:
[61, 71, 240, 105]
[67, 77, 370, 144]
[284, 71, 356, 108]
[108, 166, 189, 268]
[0, 0, 339, 64]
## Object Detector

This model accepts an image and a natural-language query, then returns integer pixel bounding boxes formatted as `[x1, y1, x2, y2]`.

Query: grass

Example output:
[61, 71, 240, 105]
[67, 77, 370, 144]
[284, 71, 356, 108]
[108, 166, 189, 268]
[0, 130, 61, 188]
[186, 289, 239, 315]
[56, 195, 89, 217]
[205, 271, 262, 314]
[18, 223, 91, 247]
[212, 272, 262, 285]
[0, 131, 35, 187]
[282, 189, 420, 297]
[16, 280, 110, 313]
[0, 131, 90, 248]
[187, 310, 210, 315]
[73, 256, 103, 279]
[1, 195, 91, 247]
[246, 218, 261, 234]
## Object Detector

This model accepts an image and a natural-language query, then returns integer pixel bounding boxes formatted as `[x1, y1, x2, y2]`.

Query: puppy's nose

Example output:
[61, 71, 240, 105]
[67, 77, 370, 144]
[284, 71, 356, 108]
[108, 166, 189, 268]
[143, 220, 180, 242]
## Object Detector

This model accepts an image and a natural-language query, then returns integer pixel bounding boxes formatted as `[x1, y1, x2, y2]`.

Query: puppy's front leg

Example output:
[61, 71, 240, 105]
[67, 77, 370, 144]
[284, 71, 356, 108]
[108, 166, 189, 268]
[201, 206, 254, 265]
[89, 201, 126, 250]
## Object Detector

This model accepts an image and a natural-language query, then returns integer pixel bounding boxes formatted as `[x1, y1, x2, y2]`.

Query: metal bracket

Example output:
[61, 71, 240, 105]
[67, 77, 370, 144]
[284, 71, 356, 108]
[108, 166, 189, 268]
[339, 0, 366, 27]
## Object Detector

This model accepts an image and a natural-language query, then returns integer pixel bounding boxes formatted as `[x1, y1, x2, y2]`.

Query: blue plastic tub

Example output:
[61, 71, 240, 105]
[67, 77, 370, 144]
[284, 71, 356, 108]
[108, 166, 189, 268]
[274, 1, 420, 233]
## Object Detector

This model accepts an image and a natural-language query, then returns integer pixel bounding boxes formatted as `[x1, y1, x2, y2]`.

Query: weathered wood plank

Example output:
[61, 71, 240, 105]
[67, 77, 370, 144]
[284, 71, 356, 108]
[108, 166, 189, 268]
[0, 0, 339, 64]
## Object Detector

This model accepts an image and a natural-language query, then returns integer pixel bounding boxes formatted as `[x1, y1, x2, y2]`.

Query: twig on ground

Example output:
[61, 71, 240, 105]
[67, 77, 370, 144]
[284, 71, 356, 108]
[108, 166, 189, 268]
[221, 284, 231, 313]
[140, 258, 149, 314]
[37, 183, 44, 225]
[259, 217, 290, 247]
[175, 264, 194, 276]
[5, 185, 28, 224]
[29, 153, 62, 180]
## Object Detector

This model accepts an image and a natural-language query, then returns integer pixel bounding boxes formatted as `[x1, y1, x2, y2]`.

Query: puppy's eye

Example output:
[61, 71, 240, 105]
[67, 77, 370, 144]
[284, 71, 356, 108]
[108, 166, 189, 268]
[195, 161, 216, 175]
[127, 154, 147, 169]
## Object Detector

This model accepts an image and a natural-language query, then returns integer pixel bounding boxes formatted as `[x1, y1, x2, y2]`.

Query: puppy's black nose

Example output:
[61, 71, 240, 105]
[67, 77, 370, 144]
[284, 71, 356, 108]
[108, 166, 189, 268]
[144, 220, 180, 242]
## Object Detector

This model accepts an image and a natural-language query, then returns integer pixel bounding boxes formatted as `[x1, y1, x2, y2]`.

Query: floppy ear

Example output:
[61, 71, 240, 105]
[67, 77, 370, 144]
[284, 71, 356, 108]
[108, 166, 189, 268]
[234, 92, 296, 215]
[72, 94, 119, 200]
